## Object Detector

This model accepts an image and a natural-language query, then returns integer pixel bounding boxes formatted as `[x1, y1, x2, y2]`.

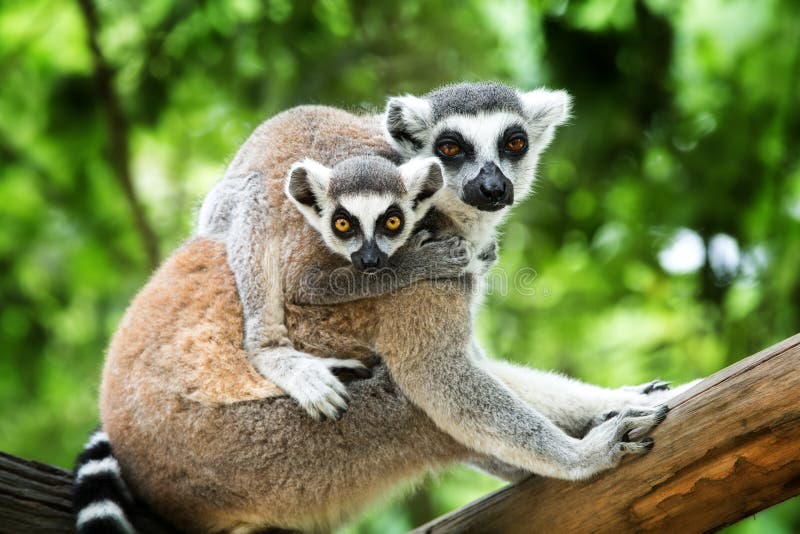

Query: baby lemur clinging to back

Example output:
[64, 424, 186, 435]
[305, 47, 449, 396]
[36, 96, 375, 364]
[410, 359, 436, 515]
[198, 82, 674, 423]
[82, 83, 682, 533]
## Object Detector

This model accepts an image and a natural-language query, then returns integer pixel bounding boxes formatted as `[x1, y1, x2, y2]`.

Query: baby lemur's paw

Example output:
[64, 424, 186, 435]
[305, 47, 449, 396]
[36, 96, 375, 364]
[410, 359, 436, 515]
[256, 352, 368, 421]
[577, 405, 669, 478]
[291, 357, 370, 420]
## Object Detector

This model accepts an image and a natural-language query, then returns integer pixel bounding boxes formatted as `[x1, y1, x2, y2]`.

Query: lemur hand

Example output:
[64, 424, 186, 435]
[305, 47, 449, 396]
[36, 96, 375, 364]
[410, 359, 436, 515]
[393, 230, 473, 280]
[572, 405, 668, 479]
[250, 348, 370, 420]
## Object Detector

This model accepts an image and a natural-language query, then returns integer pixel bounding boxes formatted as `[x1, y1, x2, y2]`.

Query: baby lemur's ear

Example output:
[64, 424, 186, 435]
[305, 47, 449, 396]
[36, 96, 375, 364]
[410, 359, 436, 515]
[399, 157, 444, 210]
[519, 88, 572, 129]
[384, 95, 433, 159]
[285, 159, 332, 231]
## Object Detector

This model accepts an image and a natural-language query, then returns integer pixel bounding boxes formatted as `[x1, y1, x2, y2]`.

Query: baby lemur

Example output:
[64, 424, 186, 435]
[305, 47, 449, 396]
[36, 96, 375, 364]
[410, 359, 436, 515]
[79, 83, 679, 533]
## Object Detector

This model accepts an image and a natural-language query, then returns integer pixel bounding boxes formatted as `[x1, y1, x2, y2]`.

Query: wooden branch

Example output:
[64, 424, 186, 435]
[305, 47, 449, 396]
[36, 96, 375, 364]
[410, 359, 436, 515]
[413, 333, 800, 533]
[76, 0, 160, 270]
[0, 452, 178, 534]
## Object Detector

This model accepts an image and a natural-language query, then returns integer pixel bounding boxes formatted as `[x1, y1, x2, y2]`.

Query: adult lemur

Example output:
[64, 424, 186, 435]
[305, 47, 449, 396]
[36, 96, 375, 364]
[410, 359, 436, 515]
[76, 83, 681, 533]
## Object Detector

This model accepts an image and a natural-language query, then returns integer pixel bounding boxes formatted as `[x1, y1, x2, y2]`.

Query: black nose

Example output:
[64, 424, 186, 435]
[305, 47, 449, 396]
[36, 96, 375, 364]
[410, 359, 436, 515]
[350, 242, 387, 271]
[462, 162, 514, 211]
[479, 179, 507, 201]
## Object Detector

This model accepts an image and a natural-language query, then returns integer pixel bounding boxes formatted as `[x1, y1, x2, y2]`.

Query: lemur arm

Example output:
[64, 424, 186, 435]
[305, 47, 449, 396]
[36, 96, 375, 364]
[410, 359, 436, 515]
[202, 172, 370, 420]
[470, 340, 679, 438]
[379, 283, 668, 481]
[292, 231, 475, 306]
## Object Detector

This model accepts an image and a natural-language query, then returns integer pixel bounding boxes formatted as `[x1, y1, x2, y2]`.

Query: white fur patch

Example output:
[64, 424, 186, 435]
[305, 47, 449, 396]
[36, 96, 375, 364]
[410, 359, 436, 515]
[84, 431, 109, 450]
[76, 457, 121, 482]
[519, 88, 572, 127]
[339, 192, 396, 243]
[76, 500, 135, 533]
[284, 159, 333, 234]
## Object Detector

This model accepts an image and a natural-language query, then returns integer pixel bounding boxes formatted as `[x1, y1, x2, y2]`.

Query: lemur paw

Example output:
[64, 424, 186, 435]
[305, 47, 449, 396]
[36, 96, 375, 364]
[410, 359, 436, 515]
[408, 229, 435, 249]
[263, 355, 368, 421]
[299, 358, 370, 420]
[578, 405, 669, 477]
[415, 233, 474, 277]
[620, 380, 671, 395]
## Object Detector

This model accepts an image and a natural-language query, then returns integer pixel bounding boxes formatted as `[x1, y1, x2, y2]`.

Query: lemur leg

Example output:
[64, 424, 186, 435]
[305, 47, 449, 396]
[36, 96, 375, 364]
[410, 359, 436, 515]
[480, 359, 665, 438]
[377, 280, 668, 481]
[224, 173, 369, 421]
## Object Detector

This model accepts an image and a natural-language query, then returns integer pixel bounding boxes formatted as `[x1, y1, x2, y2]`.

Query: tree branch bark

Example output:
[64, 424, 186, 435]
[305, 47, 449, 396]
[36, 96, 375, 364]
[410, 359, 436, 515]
[76, 0, 160, 270]
[413, 333, 800, 533]
[0, 452, 178, 534]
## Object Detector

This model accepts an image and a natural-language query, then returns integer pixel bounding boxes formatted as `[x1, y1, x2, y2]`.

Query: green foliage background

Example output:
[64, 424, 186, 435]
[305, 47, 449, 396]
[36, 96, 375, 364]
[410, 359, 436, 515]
[1, 0, 799, 531]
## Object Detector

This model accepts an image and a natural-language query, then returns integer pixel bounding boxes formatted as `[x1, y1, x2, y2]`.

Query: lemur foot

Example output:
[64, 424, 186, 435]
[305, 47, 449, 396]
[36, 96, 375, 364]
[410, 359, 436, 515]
[252, 350, 368, 421]
[620, 379, 671, 395]
[575, 405, 668, 479]
[638, 378, 704, 405]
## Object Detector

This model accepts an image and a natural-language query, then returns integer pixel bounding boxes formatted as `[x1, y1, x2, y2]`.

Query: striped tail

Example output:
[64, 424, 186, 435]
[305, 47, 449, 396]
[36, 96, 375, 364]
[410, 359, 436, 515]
[73, 427, 136, 534]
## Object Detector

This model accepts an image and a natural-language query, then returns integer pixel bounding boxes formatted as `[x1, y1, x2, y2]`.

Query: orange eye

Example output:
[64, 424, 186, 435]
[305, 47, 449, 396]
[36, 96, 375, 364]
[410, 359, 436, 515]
[334, 218, 350, 233]
[385, 215, 402, 231]
[438, 143, 461, 157]
[505, 137, 526, 152]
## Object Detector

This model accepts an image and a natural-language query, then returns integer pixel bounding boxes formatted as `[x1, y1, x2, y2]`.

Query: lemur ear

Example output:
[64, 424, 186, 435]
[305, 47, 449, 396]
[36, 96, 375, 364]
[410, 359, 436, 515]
[519, 88, 572, 128]
[285, 159, 332, 230]
[399, 157, 444, 210]
[384, 95, 433, 158]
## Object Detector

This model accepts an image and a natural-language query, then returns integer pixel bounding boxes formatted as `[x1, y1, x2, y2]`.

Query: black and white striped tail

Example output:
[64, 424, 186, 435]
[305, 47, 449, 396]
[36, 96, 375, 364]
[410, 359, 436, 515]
[73, 427, 136, 534]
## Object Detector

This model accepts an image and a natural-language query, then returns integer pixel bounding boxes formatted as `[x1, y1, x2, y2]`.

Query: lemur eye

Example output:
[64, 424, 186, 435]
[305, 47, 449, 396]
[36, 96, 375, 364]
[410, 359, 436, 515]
[505, 137, 526, 152]
[385, 216, 402, 231]
[437, 142, 461, 157]
[334, 218, 351, 233]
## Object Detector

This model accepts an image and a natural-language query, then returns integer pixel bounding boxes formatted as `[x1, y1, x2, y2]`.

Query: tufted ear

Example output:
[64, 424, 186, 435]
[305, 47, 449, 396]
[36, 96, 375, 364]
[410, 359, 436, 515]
[519, 88, 572, 128]
[398, 156, 443, 211]
[285, 158, 332, 231]
[384, 95, 434, 158]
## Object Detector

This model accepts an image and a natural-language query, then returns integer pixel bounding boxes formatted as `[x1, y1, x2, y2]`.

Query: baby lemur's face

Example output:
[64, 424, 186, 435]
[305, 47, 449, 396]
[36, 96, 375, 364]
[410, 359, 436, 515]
[385, 82, 571, 214]
[285, 155, 443, 271]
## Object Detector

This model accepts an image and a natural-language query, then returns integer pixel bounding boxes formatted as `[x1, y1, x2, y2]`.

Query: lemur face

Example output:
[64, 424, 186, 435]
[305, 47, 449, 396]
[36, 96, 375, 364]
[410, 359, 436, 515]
[285, 155, 443, 271]
[385, 82, 571, 213]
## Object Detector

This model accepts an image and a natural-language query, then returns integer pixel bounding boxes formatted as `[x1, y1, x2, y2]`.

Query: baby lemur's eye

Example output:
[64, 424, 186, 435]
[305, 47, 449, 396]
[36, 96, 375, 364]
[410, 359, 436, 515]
[385, 215, 402, 231]
[505, 137, 527, 152]
[437, 142, 461, 158]
[333, 218, 351, 233]
[381, 208, 404, 235]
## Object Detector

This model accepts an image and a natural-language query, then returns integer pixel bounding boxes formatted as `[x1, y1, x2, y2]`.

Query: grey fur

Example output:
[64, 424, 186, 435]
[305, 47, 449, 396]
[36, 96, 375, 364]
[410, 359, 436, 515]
[327, 155, 407, 198]
[426, 81, 524, 121]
